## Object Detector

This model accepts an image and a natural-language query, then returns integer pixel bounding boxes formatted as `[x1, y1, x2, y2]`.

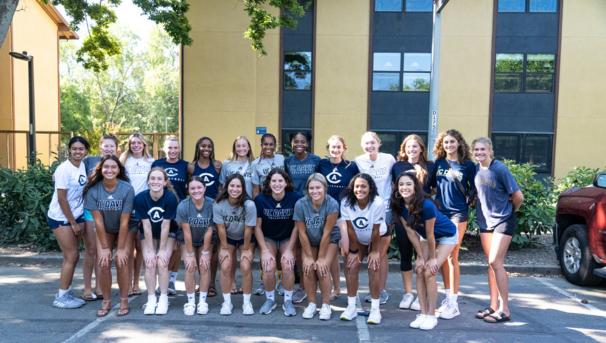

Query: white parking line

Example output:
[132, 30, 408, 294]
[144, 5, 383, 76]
[63, 295, 139, 343]
[356, 294, 371, 343]
[534, 277, 606, 318]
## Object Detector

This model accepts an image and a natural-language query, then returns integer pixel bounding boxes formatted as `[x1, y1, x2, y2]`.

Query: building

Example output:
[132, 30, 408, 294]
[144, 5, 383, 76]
[182, 0, 606, 180]
[0, 0, 78, 169]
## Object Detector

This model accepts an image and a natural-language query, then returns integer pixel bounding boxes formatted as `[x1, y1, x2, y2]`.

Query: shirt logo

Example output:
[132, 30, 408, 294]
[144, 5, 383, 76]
[326, 171, 342, 184]
[165, 167, 179, 177]
[198, 173, 215, 186]
[197, 213, 202, 217]
[352, 217, 369, 229]
[148, 207, 165, 223]
[78, 175, 87, 186]
[108, 195, 114, 200]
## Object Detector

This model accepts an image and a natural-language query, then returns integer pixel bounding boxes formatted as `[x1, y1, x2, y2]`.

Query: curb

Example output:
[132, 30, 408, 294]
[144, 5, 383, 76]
[0, 254, 561, 275]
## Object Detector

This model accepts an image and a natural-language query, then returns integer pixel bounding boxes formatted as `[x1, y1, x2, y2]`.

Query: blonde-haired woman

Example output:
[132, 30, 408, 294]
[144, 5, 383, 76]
[315, 135, 359, 301]
[355, 132, 395, 305]
[121, 133, 155, 297]
[390, 134, 436, 310]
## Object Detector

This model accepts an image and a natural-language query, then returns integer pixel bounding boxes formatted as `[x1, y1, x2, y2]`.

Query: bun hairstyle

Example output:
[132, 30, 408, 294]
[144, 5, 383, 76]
[260, 168, 295, 197]
[162, 135, 180, 153]
[68, 136, 90, 153]
[100, 134, 119, 149]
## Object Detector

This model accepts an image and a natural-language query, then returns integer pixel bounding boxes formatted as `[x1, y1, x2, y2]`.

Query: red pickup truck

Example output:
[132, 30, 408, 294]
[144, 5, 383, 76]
[554, 172, 606, 286]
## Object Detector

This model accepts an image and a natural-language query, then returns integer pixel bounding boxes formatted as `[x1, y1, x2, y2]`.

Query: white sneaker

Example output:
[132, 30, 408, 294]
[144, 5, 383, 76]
[437, 298, 449, 312]
[242, 301, 254, 316]
[399, 294, 414, 309]
[220, 301, 233, 316]
[340, 304, 358, 321]
[183, 303, 196, 316]
[156, 297, 169, 315]
[143, 299, 157, 315]
[302, 303, 317, 319]
[439, 302, 460, 319]
[319, 304, 332, 321]
[197, 302, 209, 315]
[410, 297, 421, 311]
[367, 307, 381, 324]
[420, 315, 438, 330]
[410, 314, 427, 328]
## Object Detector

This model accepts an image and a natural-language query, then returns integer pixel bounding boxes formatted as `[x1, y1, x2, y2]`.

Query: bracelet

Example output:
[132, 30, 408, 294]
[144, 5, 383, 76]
[349, 248, 359, 254]
[102, 247, 109, 250]
[262, 249, 270, 253]
[201, 251, 210, 255]
[286, 247, 293, 251]
[186, 252, 195, 257]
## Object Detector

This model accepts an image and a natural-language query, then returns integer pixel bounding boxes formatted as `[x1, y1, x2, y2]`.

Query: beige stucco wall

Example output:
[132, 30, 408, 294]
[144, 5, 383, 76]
[555, 0, 606, 179]
[182, 0, 280, 162]
[0, 28, 13, 168]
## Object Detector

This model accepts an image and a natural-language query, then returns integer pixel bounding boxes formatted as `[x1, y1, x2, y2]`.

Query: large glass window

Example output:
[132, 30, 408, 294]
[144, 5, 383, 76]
[498, 0, 557, 12]
[492, 133, 552, 173]
[529, 0, 557, 12]
[405, 0, 433, 12]
[373, 53, 401, 91]
[375, 0, 433, 12]
[284, 52, 312, 90]
[403, 53, 431, 91]
[494, 53, 555, 93]
[373, 52, 431, 92]
[498, 0, 525, 12]
[376, 132, 428, 158]
[375, 0, 402, 11]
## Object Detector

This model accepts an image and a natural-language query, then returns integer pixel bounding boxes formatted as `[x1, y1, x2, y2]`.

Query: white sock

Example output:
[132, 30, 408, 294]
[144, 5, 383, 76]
[243, 293, 252, 302]
[199, 292, 207, 303]
[67, 285, 72, 292]
[170, 271, 178, 284]
[451, 294, 458, 303]
[445, 289, 451, 300]
[371, 298, 380, 309]
[266, 290, 275, 301]
[284, 290, 293, 301]
[58, 288, 69, 297]
[223, 293, 231, 303]
[348, 296, 357, 307]
[187, 293, 195, 304]
[159, 294, 168, 302]
[148, 294, 156, 303]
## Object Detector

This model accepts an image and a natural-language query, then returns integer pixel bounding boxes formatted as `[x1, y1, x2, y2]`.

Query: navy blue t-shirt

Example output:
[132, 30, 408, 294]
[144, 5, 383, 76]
[475, 160, 520, 230]
[431, 158, 476, 215]
[152, 158, 189, 201]
[316, 159, 360, 203]
[400, 199, 456, 239]
[255, 191, 303, 241]
[391, 161, 435, 195]
[192, 161, 220, 199]
[284, 153, 321, 195]
[134, 189, 179, 238]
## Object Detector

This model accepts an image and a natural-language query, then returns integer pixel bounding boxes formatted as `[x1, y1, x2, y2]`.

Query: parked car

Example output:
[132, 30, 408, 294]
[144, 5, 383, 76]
[554, 172, 606, 286]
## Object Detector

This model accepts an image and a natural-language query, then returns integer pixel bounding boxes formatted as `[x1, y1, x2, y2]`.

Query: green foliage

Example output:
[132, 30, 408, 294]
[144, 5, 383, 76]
[77, 120, 135, 155]
[60, 83, 93, 133]
[553, 166, 602, 199]
[0, 156, 61, 251]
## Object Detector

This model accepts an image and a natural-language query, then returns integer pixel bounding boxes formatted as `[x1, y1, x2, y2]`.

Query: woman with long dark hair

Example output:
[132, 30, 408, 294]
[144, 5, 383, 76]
[214, 174, 257, 315]
[391, 172, 458, 330]
[47, 136, 90, 309]
[83, 155, 135, 317]
[254, 168, 302, 316]
[339, 174, 387, 325]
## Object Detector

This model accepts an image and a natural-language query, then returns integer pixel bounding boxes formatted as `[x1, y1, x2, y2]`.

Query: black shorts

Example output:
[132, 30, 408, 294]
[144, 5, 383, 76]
[480, 212, 517, 237]
[128, 214, 140, 233]
[381, 224, 392, 238]
[446, 212, 469, 224]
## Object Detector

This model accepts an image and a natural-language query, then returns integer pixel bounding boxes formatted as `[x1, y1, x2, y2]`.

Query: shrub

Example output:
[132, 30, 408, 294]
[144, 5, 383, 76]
[553, 166, 602, 200]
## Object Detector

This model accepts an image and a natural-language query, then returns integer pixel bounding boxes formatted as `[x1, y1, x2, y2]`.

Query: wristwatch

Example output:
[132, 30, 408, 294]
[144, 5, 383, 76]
[349, 248, 359, 254]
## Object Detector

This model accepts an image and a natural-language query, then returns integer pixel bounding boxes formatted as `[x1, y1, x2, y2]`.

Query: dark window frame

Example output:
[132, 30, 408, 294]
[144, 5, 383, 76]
[497, 0, 558, 13]
[374, 0, 433, 13]
[494, 53, 555, 93]
[491, 132, 553, 173]
[372, 52, 431, 92]
[284, 51, 313, 91]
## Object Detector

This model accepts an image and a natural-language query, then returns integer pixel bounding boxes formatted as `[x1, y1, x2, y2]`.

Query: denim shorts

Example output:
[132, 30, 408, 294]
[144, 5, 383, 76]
[420, 228, 460, 246]
[264, 236, 291, 250]
[227, 234, 257, 247]
[83, 209, 94, 222]
[48, 215, 85, 230]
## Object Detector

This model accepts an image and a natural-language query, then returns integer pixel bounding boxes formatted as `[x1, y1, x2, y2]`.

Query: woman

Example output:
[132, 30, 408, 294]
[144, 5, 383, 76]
[175, 176, 215, 316]
[134, 167, 179, 315]
[254, 169, 303, 316]
[153, 136, 189, 296]
[339, 174, 387, 325]
[472, 137, 523, 323]
[390, 134, 435, 310]
[187, 136, 222, 297]
[391, 172, 458, 331]
[355, 132, 395, 305]
[83, 155, 135, 317]
[47, 136, 89, 309]
[430, 129, 476, 319]
[315, 135, 359, 300]
[219, 136, 255, 295]
[295, 173, 340, 320]
[284, 131, 321, 304]
[120, 133, 155, 297]
[214, 174, 257, 316]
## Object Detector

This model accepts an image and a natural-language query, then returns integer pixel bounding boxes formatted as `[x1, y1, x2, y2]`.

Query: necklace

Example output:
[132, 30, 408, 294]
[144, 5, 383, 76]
[329, 159, 340, 173]
[264, 157, 276, 168]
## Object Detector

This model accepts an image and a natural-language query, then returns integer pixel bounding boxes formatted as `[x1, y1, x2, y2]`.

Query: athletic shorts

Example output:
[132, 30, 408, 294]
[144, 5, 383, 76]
[420, 228, 459, 246]
[446, 212, 469, 224]
[48, 215, 85, 230]
[226, 235, 257, 247]
[83, 209, 93, 221]
[265, 236, 291, 250]
[480, 212, 517, 237]
[381, 224, 392, 238]
[177, 229, 217, 247]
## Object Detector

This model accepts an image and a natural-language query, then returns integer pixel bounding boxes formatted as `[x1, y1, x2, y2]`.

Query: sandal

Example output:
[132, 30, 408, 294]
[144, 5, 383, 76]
[237, 287, 244, 295]
[132, 289, 142, 296]
[484, 311, 511, 323]
[230, 288, 239, 295]
[96, 300, 112, 317]
[330, 292, 341, 301]
[476, 307, 496, 319]
[208, 284, 217, 297]
[117, 298, 130, 317]
[81, 293, 99, 301]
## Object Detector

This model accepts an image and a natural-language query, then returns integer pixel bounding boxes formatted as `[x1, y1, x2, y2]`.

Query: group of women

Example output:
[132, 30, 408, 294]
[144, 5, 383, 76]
[47, 129, 523, 329]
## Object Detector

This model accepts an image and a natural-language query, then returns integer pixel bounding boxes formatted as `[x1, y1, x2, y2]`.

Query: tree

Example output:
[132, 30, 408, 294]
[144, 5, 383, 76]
[0, 0, 306, 70]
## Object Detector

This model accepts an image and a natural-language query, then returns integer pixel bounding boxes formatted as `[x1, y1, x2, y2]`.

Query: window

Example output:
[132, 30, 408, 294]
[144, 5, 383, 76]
[492, 133, 552, 173]
[372, 52, 431, 92]
[284, 52, 312, 90]
[376, 132, 428, 158]
[498, 0, 557, 12]
[375, 0, 432, 12]
[281, 129, 312, 157]
[375, 0, 402, 11]
[494, 53, 555, 93]
[298, 0, 314, 12]
[405, 0, 433, 12]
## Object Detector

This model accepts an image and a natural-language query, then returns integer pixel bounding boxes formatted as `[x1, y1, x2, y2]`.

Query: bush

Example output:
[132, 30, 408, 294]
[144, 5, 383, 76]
[0, 155, 61, 251]
[553, 166, 602, 199]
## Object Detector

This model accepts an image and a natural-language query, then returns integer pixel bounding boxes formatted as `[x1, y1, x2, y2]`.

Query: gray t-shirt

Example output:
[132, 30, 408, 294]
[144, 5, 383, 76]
[293, 195, 341, 246]
[219, 160, 253, 198]
[213, 199, 257, 241]
[176, 197, 214, 247]
[83, 155, 102, 176]
[284, 154, 321, 195]
[475, 160, 520, 230]
[84, 179, 135, 233]
[251, 154, 285, 187]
